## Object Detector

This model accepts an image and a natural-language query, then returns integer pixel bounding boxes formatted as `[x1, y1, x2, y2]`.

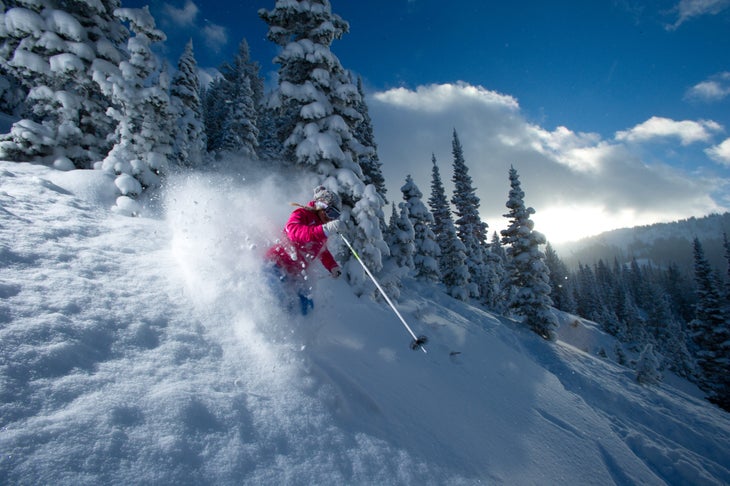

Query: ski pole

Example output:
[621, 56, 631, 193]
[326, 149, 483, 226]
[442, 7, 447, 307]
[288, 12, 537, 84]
[340, 234, 427, 353]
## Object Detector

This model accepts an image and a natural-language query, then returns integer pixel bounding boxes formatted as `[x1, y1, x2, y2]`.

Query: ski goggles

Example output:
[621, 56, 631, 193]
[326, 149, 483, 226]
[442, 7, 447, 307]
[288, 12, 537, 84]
[323, 205, 340, 220]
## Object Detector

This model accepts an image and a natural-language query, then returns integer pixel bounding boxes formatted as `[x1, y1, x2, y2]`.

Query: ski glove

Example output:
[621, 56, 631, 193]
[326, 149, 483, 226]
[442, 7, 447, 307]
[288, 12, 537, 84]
[330, 266, 342, 279]
[322, 219, 344, 236]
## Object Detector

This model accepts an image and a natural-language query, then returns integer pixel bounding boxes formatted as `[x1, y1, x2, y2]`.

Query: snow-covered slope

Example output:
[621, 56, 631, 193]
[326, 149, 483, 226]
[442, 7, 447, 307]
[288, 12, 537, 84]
[1, 160, 729, 485]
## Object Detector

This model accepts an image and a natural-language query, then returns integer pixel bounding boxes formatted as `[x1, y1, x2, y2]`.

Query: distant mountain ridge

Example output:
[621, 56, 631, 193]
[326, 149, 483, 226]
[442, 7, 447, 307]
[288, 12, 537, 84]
[553, 212, 730, 273]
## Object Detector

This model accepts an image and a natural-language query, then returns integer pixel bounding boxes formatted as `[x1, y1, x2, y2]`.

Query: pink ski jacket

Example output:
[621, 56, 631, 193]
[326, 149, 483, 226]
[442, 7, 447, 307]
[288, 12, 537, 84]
[266, 203, 338, 276]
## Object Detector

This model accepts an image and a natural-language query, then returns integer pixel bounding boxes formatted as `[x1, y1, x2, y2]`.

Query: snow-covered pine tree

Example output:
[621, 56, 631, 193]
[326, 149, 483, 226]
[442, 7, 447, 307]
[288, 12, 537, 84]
[689, 237, 730, 410]
[218, 39, 260, 158]
[480, 233, 506, 311]
[428, 154, 469, 300]
[259, 0, 387, 290]
[486, 231, 509, 312]
[619, 292, 648, 351]
[594, 259, 632, 338]
[489, 231, 507, 262]
[636, 343, 662, 385]
[401, 174, 440, 282]
[349, 183, 390, 294]
[388, 202, 415, 271]
[0, 0, 26, 116]
[100, 6, 170, 214]
[500, 165, 557, 340]
[661, 317, 696, 379]
[574, 263, 602, 323]
[665, 262, 696, 324]
[71, 0, 127, 163]
[202, 39, 262, 157]
[202, 76, 225, 153]
[170, 39, 206, 167]
[259, 0, 363, 173]
[0, 0, 61, 161]
[354, 76, 386, 203]
[234, 38, 264, 110]
[627, 258, 649, 306]
[544, 242, 576, 313]
[219, 75, 258, 158]
[641, 281, 695, 377]
[0, 0, 126, 167]
[384, 203, 398, 249]
[256, 103, 284, 161]
[450, 129, 488, 298]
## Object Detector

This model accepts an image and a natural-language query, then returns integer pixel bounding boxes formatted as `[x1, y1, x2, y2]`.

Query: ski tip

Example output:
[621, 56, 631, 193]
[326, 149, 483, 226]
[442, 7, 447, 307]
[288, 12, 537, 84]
[410, 335, 428, 352]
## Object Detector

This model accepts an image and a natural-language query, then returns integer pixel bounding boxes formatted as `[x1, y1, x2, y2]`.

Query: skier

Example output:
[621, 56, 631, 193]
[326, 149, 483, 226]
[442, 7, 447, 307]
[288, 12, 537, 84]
[265, 186, 345, 315]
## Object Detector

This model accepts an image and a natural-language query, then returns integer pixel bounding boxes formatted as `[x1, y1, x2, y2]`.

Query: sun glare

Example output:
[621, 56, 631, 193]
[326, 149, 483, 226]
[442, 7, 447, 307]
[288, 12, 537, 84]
[531, 206, 633, 244]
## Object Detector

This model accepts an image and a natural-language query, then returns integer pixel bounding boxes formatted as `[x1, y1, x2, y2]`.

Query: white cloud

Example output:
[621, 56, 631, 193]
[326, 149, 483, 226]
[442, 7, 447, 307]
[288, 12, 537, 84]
[163, 0, 199, 27]
[373, 82, 519, 113]
[685, 72, 730, 102]
[369, 83, 726, 243]
[528, 125, 605, 173]
[615, 116, 723, 145]
[158, 1, 227, 56]
[668, 0, 730, 29]
[706, 138, 730, 165]
[202, 24, 228, 52]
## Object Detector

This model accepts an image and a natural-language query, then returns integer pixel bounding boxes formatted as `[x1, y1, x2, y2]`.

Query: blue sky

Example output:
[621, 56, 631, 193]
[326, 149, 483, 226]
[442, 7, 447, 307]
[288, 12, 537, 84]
[133, 0, 730, 243]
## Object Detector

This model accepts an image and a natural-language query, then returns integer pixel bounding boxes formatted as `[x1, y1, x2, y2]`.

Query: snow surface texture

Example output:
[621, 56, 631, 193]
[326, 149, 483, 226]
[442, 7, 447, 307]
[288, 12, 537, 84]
[1, 160, 729, 485]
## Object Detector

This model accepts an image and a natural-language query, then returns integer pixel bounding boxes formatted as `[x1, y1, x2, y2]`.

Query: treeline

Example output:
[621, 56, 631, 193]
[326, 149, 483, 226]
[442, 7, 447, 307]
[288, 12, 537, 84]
[545, 236, 730, 410]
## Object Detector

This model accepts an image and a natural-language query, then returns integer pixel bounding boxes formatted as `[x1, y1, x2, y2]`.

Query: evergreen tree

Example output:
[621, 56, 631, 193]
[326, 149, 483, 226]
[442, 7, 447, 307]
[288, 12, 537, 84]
[489, 231, 507, 262]
[100, 6, 170, 212]
[202, 77, 225, 152]
[428, 154, 469, 300]
[662, 317, 696, 379]
[76, 0, 128, 163]
[256, 104, 284, 160]
[486, 231, 508, 312]
[401, 175, 440, 282]
[665, 262, 696, 324]
[620, 292, 649, 351]
[259, 0, 363, 173]
[384, 203, 398, 250]
[501, 165, 557, 339]
[0, 0, 126, 167]
[354, 77, 386, 202]
[217, 39, 260, 157]
[234, 38, 264, 110]
[260, 0, 387, 291]
[202, 39, 262, 157]
[627, 258, 648, 305]
[389, 202, 415, 271]
[594, 260, 617, 308]
[219, 75, 258, 157]
[450, 129, 488, 298]
[574, 264, 601, 322]
[605, 261, 635, 344]
[689, 237, 730, 410]
[636, 344, 662, 385]
[170, 39, 206, 167]
[545, 242, 576, 313]
[0, 0, 26, 117]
